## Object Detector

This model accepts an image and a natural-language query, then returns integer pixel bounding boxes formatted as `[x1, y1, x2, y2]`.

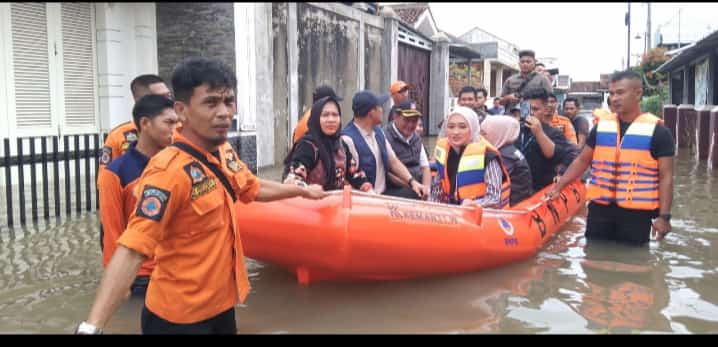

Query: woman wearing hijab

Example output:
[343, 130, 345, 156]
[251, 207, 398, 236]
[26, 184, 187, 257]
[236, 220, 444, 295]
[283, 96, 374, 192]
[431, 106, 511, 208]
[481, 116, 533, 206]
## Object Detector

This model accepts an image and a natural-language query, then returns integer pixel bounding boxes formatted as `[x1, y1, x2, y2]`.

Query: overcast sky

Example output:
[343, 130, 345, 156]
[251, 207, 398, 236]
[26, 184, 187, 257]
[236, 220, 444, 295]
[427, 2, 718, 81]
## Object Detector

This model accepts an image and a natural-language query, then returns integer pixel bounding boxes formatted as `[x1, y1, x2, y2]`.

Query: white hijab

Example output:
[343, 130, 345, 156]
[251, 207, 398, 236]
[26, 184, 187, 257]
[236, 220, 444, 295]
[440, 106, 481, 144]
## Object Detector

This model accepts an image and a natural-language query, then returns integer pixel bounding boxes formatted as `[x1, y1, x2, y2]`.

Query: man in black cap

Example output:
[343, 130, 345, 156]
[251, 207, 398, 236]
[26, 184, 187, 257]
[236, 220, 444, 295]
[383, 99, 431, 199]
[500, 49, 553, 115]
[292, 85, 343, 145]
[342, 90, 427, 199]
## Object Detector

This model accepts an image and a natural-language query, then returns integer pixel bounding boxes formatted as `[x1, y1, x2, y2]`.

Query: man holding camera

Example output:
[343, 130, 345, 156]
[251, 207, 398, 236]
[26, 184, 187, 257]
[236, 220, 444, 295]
[499, 50, 553, 116]
[517, 88, 578, 192]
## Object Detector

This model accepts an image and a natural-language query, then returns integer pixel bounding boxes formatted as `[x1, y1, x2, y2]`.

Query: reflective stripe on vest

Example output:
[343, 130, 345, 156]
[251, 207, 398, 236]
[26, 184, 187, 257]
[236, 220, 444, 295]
[434, 138, 511, 208]
[587, 112, 661, 210]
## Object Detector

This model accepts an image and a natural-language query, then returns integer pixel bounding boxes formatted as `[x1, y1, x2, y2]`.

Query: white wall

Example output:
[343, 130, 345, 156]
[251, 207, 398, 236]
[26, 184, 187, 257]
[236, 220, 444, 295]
[95, 3, 158, 131]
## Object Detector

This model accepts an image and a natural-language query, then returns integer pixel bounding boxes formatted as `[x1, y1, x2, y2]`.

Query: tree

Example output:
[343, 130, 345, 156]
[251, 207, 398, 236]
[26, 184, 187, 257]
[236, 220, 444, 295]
[631, 48, 670, 117]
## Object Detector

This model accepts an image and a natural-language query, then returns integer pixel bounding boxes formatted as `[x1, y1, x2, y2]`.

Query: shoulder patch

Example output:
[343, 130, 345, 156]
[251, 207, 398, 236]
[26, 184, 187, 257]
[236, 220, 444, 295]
[100, 146, 112, 165]
[135, 185, 171, 222]
[183, 161, 208, 184]
[183, 161, 217, 199]
[224, 148, 242, 172]
[124, 130, 138, 143]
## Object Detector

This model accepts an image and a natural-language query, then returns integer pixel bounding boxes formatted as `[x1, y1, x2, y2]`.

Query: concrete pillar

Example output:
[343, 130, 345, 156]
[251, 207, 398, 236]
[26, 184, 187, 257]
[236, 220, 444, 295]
[662, 104, 677, 142]
[234, 3, 271, 167]
[710, 106, 718, 169]
[682, 69, 690, 105]
[96, 3, 159, 131]
[697, 106, 712, 160]
[676, 104, 696, 150]
[133, 3, 158, 76]
[287, 3, 299, 143]
[483, 59, 491, 93]
[380, 7, 399, 112]
[429, 33, 450, 136]
[467, 59, 472, 85]
[496, 66, 504, 98]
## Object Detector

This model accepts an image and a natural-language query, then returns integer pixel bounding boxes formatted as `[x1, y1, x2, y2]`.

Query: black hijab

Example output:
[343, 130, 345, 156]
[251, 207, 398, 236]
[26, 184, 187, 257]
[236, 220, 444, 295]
[284, 96, 342, 189]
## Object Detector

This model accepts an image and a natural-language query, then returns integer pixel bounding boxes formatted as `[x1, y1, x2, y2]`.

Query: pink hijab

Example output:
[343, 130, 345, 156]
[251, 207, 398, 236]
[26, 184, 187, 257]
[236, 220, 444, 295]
[481, 116, 520, 149]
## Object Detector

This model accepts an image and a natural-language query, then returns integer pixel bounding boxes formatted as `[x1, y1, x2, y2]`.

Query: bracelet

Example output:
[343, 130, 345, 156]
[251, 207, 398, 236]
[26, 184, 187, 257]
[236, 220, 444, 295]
[407, 177, 415, 186]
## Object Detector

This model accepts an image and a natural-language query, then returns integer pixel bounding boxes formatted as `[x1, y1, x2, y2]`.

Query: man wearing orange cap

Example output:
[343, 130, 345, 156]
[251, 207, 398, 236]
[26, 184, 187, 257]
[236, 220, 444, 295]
[388, 81, 410, 122]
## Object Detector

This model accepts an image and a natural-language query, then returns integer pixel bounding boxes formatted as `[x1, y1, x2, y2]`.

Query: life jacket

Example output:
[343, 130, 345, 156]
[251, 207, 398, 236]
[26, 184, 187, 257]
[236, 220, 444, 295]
[433, 137, 511, 207]
[342, 121, 389, 187]
[587, 111, 661, 210]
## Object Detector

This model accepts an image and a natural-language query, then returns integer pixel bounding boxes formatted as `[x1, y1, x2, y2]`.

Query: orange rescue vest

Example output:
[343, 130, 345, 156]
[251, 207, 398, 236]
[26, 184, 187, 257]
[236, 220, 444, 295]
[433, 138, 511, 208]
[587, 111, 661, 210]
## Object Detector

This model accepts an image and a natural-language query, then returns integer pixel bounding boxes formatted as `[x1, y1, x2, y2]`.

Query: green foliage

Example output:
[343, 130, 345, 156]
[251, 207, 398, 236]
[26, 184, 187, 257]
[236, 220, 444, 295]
[641, 87, 668, 117]
[635, 48, 670, 97]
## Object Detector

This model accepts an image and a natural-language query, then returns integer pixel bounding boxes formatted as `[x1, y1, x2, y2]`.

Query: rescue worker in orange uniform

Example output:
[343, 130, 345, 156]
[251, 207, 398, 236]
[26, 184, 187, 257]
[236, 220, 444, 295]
[77, 57, 327, 335]
[387, 80, 410, 122]
[547, 93, 578, 145]
[431, 106, 511, 209]
[97, 95, 178, 297]
[99, 75, 173, 170]
[291, 85, 343, 145]
[547, 70, 675, 246]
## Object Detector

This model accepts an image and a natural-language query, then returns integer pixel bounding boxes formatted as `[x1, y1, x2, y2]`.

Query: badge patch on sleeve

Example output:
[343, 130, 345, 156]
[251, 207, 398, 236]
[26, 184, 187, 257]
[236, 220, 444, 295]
[135, 185, 171, 222]
[100, 146, 112, 165]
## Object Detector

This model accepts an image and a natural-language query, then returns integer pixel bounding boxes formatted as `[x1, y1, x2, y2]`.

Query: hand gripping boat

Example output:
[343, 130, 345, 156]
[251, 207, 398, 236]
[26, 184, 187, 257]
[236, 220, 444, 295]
[237, 180, 586, 285]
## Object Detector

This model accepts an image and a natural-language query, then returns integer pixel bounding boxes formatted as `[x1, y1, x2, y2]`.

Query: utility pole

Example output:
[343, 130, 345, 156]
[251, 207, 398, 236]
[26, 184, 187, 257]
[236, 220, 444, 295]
[647, 3, 651, 49]
[678, 8, 681, 48]
[626, 3, 631, 68]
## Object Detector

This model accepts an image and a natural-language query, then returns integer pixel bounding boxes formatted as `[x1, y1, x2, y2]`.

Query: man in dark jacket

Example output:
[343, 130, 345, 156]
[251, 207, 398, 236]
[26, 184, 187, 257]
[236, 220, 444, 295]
[517, 88, 578, 191]
[383, 99, 431, 198]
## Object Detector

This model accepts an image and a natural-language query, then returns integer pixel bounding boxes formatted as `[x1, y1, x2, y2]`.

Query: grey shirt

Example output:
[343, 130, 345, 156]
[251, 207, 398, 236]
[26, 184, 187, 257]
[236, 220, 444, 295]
[500, 72, 553, 113]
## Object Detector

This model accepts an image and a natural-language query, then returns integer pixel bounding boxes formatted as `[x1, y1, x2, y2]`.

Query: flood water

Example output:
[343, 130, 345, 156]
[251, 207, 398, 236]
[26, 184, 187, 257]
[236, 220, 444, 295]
[1, 148, 717, 334]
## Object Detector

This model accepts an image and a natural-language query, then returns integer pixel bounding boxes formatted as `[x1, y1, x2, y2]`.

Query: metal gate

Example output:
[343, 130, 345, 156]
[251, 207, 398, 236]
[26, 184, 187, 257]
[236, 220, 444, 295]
[398, 42, 431, 135]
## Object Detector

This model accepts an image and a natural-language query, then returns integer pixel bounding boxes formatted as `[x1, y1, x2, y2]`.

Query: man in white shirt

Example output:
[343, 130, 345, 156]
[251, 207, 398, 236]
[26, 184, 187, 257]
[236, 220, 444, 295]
[341, 90, 427, 199]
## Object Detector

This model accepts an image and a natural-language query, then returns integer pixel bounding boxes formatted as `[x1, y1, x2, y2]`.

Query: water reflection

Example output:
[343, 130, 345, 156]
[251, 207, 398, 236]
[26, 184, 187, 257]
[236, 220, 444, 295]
[0, 151, 717, 333]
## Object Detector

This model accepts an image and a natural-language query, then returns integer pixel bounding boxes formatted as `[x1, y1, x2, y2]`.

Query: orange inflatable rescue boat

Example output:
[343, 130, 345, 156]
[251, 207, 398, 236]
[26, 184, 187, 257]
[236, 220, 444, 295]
[237, 180, 586, 285]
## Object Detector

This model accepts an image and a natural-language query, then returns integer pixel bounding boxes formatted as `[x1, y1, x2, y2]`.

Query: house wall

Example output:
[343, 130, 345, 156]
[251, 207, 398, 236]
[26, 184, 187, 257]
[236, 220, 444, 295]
[156, 2, 260, 171]
[269, 2, 387, 168]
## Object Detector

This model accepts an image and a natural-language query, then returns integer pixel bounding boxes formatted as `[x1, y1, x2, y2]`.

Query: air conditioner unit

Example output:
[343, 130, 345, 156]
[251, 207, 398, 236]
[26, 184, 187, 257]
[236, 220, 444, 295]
[555, 75, 571, 90]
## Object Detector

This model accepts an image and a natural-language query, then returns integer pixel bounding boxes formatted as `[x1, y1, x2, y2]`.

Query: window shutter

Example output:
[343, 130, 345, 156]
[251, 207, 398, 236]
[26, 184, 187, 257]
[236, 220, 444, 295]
[61, 3, 96, 128]
[10, 3, 52, 129]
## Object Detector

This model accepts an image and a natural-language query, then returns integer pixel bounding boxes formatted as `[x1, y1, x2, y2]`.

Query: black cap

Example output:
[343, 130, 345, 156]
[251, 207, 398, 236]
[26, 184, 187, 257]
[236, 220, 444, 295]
[394, 99, 421, 118]
[518, 49, 535, 58]
[352, 90, 390, 117]
[312, 85, 343, 102]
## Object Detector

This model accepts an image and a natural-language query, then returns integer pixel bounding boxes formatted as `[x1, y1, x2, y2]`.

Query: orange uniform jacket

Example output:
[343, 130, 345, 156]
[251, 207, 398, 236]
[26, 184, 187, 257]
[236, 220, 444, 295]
[551, 114, 578, 145]
[100, 121, 138, 170]
[292, 108, 311, 144]
[97, 142, 155, 276]
[117, 133, 261, 324]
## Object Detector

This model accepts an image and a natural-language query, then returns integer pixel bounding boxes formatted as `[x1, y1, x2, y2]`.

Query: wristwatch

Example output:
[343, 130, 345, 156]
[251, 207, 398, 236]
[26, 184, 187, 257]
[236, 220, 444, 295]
[407, 177, 416, 187]
[75, 321, 103, 335]
[658, 214, 671, 222]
